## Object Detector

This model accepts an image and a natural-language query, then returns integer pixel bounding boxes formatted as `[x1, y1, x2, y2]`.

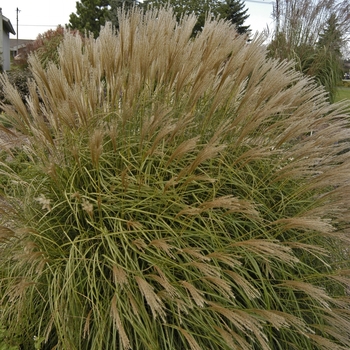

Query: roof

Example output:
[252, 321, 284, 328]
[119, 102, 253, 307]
[9, 38, 34, 51]
[2, 14, 16, 35]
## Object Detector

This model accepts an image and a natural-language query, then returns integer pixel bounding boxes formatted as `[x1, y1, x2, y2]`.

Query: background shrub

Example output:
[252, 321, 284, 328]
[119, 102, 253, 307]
[0, 69, 33, 106]
[0, 8, 350, 350]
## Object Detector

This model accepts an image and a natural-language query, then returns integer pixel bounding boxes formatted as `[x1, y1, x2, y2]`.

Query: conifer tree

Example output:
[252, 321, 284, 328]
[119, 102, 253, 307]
[314, 13, 344, 101]
[142, 0, 217, 35]
[109, 0, 139, 29]
[142, 0, 250, 35]
[217, 0, 250, 34]
[68, 0, 111, 37]
[317, 13, 343, 55]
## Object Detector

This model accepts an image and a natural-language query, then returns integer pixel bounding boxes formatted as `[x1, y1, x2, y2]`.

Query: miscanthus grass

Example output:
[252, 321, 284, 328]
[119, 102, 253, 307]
[1, 7, 350, 350]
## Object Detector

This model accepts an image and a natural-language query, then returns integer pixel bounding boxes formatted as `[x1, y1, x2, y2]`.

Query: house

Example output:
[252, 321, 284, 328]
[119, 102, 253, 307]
[0, 8, 16, 71]
[10, 38, 34, 61]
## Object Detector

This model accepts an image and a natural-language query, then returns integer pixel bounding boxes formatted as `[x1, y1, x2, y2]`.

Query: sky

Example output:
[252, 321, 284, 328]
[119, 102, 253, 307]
[245, 0, 275, 36]
[1, 0, 274, 40]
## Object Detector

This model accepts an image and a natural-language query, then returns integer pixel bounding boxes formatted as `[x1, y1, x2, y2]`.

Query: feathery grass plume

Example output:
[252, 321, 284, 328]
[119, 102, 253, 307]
[0, 6, 350, 350]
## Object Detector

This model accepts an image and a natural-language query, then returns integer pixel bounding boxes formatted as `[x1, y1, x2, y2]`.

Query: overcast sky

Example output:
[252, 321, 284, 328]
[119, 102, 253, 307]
[1, 0, 274, 40]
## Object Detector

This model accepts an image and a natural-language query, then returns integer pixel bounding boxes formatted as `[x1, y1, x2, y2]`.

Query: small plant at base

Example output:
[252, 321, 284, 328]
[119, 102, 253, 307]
[0, 7, 350, 350]
[0, 324, 19, 350]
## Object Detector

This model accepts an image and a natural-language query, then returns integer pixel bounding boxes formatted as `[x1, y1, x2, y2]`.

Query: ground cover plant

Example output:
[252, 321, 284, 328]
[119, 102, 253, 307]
[0, 7, 350, 350]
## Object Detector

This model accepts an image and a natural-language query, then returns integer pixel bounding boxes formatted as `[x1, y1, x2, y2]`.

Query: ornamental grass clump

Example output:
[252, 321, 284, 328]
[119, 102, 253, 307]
[1, 7, 350, 350]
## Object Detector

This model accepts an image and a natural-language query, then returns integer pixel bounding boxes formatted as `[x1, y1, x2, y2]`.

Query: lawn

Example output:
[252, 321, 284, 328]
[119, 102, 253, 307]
[335, 86, 350, 103]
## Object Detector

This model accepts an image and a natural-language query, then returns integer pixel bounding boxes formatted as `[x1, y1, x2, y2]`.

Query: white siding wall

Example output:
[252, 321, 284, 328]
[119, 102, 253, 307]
[0, 11, 13, 71]
[2, 31, 11, 71]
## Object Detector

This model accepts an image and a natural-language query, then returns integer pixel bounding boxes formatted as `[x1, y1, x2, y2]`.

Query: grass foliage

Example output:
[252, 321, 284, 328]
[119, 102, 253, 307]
[1, 7, 350, 350]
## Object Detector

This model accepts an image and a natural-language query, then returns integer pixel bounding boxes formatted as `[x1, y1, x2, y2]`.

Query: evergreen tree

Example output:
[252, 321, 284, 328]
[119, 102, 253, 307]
[317, 13, 343, 55]
[314, 13, 344, 101]
[142, 0, 250, 35]
[143, 0, 219, 35]
[68, 0, 111, 38]
[217, 0, 250, 34]
[109, 0, 139, 29]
